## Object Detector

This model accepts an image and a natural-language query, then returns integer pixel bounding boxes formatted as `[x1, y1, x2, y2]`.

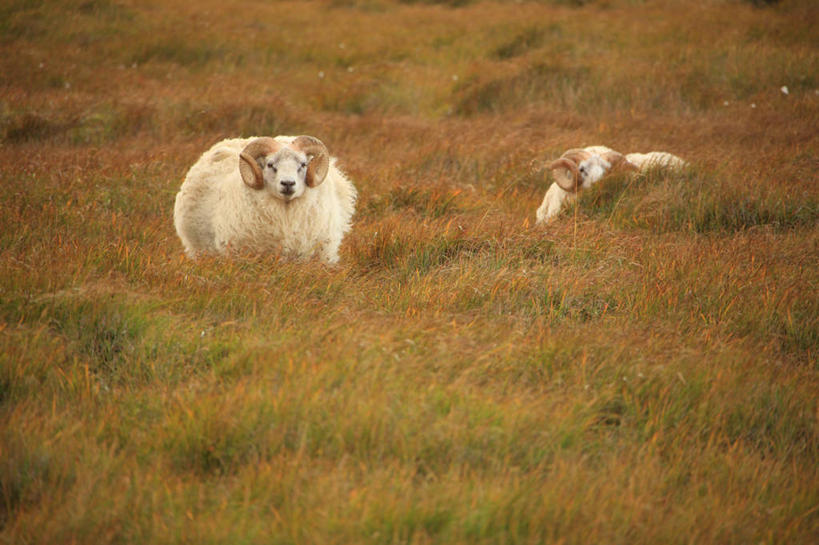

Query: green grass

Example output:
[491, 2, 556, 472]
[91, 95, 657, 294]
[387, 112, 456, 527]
[1, 0, 818, 543]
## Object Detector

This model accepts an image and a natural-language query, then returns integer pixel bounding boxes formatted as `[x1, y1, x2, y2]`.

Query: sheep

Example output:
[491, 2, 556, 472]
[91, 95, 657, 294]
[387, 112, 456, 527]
[173, 135, 357, 263]
[536, 147, 687, 224]
[536, 146, 637, 224]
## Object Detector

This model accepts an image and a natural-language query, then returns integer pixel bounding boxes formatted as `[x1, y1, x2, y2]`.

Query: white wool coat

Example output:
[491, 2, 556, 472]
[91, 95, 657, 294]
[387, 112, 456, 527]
[174, 137, 357, 263]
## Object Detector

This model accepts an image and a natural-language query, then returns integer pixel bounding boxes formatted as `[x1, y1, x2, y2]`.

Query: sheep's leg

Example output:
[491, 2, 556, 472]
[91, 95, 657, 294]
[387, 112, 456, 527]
[536, 183, 573, 223]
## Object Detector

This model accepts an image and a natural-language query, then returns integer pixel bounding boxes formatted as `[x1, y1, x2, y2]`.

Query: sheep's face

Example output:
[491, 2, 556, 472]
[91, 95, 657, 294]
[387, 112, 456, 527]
[577, 155, 611, 188]
[261, 148, 312, 201]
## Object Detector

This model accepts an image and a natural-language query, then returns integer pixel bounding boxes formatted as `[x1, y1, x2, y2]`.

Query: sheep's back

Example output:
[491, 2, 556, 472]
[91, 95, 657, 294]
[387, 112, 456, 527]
[626, 152, 686, 171]
[174, 139, 251, 255]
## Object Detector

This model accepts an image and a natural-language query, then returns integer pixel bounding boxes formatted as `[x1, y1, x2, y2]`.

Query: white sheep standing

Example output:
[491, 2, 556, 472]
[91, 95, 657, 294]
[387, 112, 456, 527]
[536, 146, 686, 224]
[536, 146, 637, 224]
[174, 135, 357, 263]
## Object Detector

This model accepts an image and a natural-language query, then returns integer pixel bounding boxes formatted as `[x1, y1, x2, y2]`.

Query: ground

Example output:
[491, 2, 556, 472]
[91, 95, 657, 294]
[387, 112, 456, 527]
[1, 0, 817, 543]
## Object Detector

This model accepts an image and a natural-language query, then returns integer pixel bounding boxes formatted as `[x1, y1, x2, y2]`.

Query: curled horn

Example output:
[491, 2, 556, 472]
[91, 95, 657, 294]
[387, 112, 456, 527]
[239, 137, 282, 190]
[547, 149, 594, 192]
[548, 158, 580, 192]
[600, 150, 639, 173]
[561, 148, 594, 164]
[291, 135, 330, 187]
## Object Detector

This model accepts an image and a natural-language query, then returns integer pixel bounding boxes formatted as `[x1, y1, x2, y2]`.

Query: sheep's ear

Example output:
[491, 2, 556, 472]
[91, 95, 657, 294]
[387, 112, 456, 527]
[548, 158, 580, 192]
[239, 152, 265, 189]
[292, 136, 329, 188]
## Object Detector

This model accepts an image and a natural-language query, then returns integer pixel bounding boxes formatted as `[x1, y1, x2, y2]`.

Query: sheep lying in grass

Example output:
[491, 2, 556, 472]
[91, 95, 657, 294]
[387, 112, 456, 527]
[174, 135, 357, 263]
[536, 146, 686, 224]
[536, 146, 637, 224]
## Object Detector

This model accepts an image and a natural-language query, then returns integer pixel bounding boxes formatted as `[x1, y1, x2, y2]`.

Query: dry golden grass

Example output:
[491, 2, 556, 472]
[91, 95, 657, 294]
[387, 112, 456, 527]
[1, 0, 818, 543]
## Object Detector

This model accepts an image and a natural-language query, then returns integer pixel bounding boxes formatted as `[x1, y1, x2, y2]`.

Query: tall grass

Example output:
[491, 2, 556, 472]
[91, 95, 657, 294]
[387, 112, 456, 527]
[1, 0, 818, 543]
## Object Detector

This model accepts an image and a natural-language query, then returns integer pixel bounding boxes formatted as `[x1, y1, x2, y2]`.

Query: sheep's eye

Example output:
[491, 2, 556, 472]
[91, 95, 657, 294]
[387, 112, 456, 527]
[299, 162, 307, 170]
[267, 163, 277, 172]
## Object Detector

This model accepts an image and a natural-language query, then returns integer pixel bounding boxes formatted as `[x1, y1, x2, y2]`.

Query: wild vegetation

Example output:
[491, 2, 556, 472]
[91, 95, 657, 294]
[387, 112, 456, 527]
[1, 0, 817, 543]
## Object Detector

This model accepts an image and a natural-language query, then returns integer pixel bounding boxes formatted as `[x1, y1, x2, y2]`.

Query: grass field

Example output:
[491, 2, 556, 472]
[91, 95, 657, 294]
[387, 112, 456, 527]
[1, 0, 818, 543]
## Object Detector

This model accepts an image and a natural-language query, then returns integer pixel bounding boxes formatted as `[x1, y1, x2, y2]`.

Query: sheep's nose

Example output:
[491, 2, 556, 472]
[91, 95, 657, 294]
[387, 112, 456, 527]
[280, 180, 296, 192]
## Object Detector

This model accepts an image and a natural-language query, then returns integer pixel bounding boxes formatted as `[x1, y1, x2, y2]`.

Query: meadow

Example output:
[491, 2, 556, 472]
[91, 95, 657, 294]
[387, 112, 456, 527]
[1, 0, 818, 543]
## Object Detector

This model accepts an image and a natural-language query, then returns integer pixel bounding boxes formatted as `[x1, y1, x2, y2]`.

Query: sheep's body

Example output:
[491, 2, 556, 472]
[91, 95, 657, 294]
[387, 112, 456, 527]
[174, 136, 357, 263]
[537, 146, 686, 224]
[625, 151, 687, 171]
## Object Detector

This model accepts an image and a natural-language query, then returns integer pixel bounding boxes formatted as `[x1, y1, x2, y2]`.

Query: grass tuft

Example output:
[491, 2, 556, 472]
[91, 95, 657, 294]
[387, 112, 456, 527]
[573, 167, 819, 234]
[455, 62, 592, 115]
[493, 25, 552, 60]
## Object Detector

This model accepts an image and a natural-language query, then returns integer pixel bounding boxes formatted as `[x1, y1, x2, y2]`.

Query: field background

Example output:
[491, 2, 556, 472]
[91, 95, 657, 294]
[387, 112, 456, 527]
[1, 0, 818, 543]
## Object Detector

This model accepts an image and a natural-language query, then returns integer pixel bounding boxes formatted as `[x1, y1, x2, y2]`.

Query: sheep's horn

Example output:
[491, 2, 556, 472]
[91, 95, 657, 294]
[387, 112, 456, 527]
[561, 148, 594, 164]
[239, 137, 282, 190]
[548, 157, 580, 192]
[601, 150, 639, 172]
[291, 135, 330, 188]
